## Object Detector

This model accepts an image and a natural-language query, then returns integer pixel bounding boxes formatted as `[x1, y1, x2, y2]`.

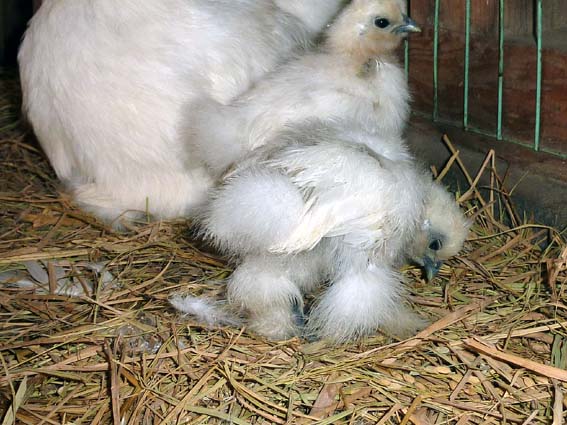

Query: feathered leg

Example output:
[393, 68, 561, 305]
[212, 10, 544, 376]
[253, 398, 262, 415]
[228, 256, 302, 340]
[306, 258, 426, 343]
[228, 251, 327, 340]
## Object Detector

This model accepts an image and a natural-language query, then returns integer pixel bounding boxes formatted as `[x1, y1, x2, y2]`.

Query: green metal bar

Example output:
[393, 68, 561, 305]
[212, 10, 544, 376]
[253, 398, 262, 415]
[413, 110, 567, 160]
[534, 0, 543, 151]
[416, 1, 567, 160]
[463, 0, 471, 130]
[404, 38, 409, 79]
[433, 0, 440, 121]
[539, 147, 567, 160]
[496, 0, 505, 140]
[404, 0, 410, 78]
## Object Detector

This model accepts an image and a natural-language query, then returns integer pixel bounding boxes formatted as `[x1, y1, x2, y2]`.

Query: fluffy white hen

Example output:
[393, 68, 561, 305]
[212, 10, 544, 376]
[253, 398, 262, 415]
[173, 120, 470, 342]
[189, 0, 420, 175]
[18, 0, 344, 224]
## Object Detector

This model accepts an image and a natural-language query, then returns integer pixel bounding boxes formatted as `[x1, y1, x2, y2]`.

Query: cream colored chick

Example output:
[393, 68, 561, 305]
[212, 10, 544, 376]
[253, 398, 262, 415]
[173, 121, 469, 342]
[18, 0, 344, 225]
[190, 0, 420, 175]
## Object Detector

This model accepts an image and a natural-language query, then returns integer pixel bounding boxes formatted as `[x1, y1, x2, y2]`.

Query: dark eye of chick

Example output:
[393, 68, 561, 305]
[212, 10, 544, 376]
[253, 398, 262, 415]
[374, 17, 390, 29]
[429, 239, 443, 251]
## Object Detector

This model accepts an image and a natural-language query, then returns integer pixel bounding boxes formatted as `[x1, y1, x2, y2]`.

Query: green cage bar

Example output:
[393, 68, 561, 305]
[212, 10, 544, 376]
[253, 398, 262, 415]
[404, 0, 410, 78]
[534, 0, 543, 151]
[404, 38, 409, 79]
[463, 0, 471, 130]
[496, 0, 505, 140]
[414, 1, 567, 160]
[433, 0, 440, 121]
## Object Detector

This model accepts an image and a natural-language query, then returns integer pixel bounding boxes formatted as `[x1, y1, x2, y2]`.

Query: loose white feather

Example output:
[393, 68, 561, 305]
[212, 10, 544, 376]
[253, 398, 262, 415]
[169, 295, 241, 327]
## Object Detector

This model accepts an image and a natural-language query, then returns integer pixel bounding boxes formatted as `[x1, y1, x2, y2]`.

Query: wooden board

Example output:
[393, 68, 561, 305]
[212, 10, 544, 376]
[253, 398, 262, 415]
[1, 1, 34, 66]
[408, 2, 567, 155]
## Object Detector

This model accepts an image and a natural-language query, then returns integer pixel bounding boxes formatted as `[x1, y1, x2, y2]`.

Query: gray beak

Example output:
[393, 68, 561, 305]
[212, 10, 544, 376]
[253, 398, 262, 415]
[423, 256, 443, 282]
[393, 14, 421, 34]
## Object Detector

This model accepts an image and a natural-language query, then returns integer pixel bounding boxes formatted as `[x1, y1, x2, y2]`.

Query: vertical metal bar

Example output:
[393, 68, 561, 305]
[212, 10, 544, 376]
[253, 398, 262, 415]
[433, 0, 440, 121]
[497, 0, 505, 140]
[463, 0, 471, 130]
[534, 0, 543, 151]
[404, 0, 410, 79]
[404, 38, 409, 79]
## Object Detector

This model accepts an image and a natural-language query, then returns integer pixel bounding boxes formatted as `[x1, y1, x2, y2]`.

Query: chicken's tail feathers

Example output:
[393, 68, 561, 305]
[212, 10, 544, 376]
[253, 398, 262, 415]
[170, 294, 242, 327]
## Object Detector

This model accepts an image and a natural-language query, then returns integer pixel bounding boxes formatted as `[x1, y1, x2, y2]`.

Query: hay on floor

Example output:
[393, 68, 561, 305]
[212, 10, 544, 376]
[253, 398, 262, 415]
[1, 72, 566, 424]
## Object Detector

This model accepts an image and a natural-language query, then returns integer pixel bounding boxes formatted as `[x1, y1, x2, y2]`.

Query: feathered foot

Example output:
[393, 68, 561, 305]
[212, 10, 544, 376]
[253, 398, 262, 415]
[306, 262, 425, 343]
[228, 256, 305, 340]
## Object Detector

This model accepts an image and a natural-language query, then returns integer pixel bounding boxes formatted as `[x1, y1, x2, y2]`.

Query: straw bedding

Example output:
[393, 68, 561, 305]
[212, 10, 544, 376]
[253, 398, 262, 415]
[1, 71, 566, 424]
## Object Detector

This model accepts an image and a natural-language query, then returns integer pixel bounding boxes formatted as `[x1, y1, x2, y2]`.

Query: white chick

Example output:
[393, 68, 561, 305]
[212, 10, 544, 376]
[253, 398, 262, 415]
[189, 0, 421, 175]
[175, 120, 469, 342]
[18, 0, 344, 225]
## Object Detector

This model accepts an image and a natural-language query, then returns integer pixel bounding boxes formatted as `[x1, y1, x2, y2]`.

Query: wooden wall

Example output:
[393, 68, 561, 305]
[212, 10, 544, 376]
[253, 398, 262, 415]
[408, 0, 567, 156]
[0, 0, 34, 66]
[0, 1, 5, 64]
[411, 0, 567, 37]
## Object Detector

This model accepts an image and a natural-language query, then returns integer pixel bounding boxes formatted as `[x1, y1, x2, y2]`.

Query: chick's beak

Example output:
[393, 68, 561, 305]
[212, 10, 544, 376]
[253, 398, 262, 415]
[423, 256, 442, 282]
[393, 14, 421, 34]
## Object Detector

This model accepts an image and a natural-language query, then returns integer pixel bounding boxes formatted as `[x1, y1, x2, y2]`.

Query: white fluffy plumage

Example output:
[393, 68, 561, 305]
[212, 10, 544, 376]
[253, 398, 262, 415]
[189, 0, 419, 175]
[187, 121, 469, 342]
[18, 0, 344, 224]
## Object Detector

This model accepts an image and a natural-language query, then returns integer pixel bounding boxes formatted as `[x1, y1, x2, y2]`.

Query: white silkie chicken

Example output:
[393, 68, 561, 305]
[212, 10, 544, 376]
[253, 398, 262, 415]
[172, 120, 470, 342]
[18, 0, 345, 224]
[189, 0, 421, 175]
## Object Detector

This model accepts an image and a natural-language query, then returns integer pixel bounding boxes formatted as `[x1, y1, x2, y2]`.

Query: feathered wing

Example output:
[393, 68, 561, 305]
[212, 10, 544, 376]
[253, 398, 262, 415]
[264, 137, 422, 254]
[200, 139, 388, 255]
[202, 121, 425, 261]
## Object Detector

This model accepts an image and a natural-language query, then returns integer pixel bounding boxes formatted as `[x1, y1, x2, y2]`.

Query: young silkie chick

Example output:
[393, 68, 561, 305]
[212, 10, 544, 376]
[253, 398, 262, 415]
[18, 0, 344, 225]
[189, 0, 421, 175]
[173, 121, 470, 342]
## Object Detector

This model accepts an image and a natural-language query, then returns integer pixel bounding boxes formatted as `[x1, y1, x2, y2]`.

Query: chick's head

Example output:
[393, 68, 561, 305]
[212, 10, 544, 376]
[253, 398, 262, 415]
[326, 0, 421, 61]
[408, 183, 471, 281]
